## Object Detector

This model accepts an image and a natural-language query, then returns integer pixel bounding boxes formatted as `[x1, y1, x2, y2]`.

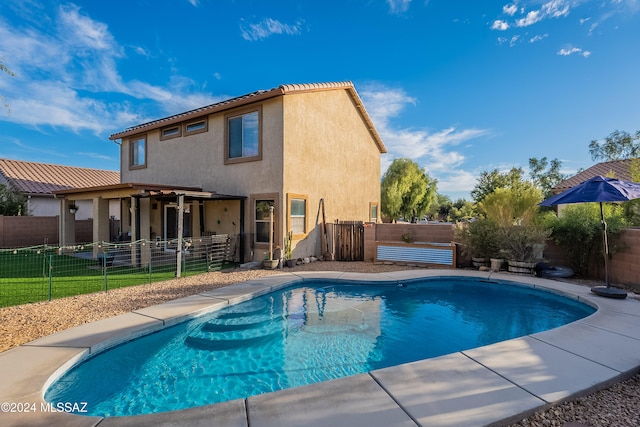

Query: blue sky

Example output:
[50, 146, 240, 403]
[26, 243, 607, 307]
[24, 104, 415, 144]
[1, 0, 639, 200]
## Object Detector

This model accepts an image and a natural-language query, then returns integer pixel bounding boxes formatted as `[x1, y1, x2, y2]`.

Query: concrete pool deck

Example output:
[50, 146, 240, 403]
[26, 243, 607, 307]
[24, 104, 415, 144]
[1, 270, 639, 427]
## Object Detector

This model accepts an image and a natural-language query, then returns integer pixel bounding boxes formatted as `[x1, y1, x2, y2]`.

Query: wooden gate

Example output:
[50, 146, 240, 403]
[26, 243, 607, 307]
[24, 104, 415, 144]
[333, 221, 364, 261]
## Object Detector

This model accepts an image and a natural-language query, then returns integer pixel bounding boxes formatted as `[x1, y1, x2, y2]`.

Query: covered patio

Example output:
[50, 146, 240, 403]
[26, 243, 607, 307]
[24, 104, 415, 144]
[54, 184, 247, 267]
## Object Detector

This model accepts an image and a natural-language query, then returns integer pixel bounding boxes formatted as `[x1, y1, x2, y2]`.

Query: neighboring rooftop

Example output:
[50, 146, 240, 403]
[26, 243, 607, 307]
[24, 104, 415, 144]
[552, 158, 638, 193]
[0, 158, 120, 196]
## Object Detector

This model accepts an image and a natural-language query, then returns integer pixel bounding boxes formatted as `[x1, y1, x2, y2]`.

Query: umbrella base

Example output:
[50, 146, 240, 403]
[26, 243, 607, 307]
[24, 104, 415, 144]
[591, 286, 627, 299]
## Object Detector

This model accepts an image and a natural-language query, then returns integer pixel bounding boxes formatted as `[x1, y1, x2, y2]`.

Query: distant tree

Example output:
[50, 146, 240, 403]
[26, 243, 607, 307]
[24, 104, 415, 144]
[589, 130, 640, 161]
[428, 193, 452, 221]
[381, 158, 437, 222]
[449, 198, 476, 222]
[528, 157, 566, 199]
[0, 183, 27, 216]
[470, 167, 524, 204]
[1, 58, 15, 113]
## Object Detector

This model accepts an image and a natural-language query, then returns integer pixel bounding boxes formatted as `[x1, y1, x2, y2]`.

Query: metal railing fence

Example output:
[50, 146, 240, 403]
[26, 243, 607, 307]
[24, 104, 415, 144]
[0, 235, 231, 308]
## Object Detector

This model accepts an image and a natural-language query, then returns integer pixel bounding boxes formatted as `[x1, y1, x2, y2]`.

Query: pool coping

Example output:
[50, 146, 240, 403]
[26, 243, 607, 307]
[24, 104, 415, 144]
[0, 269, 639, 427]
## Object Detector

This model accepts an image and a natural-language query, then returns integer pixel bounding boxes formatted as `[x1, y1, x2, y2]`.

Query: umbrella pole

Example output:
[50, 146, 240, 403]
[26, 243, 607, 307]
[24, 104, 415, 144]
[591, 203, 625, 298]
[600, 202, 610, 288]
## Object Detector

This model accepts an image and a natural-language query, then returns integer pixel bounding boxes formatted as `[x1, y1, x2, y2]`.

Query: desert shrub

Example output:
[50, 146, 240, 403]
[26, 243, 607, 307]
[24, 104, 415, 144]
[546, 204, 626, 275]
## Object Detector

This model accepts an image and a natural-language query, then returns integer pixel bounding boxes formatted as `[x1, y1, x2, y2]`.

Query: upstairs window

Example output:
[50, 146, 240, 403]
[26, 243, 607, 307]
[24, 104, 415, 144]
[225, 108, 261, 164]
[160, 125, 181, 140]
[130, 135, 146, 169]
[185, 119, 207, 135]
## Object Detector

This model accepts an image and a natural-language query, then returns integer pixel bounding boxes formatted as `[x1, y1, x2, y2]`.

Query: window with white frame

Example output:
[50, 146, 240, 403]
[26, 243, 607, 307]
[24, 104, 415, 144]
[289, 195, 307, 236]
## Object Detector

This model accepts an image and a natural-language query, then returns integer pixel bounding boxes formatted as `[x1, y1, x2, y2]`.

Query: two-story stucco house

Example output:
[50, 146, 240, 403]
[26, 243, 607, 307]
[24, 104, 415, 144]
[56, 81, 386, 263]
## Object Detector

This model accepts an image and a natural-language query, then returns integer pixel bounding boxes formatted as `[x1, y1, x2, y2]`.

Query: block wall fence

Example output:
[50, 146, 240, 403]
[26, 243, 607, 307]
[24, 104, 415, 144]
[364, 223, 640, 293]
[0, 216, 93, 247]
[3, 216, 639, 292]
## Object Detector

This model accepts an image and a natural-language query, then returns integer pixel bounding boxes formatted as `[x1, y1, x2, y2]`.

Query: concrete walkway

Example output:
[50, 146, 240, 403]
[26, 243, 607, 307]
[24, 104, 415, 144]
[1, 270, 639, 427]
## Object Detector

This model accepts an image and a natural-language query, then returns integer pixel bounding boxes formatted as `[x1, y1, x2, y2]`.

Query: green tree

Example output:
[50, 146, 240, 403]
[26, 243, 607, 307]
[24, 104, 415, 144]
[622, 158, 640, 225]
[479, 185, 543, 227]
[0, 183, 27, 216]
[449, 199, 476, 222]
[589, 130, 640, 161]
[528, 157, 566, 199]
[381, 158, 437, 222]
[470, 167, 524, 204]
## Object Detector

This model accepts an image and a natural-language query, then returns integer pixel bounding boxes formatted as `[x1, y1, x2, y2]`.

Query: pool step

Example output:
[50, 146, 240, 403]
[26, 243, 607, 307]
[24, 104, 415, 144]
[184, 330, 281, 351]
[215, 300, 269, 319]
[201, 317, 272, 332]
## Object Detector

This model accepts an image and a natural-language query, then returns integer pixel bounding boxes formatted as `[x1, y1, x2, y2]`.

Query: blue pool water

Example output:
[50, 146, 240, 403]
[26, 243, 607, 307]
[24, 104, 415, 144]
[45, 277, 595, 417]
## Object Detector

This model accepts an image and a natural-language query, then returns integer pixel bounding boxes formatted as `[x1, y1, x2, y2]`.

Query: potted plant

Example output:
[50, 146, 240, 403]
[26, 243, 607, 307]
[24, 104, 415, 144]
[500, 225, 550, 275]
[263, 250, 279, 269]
[454, 219, 501, 268]
[284, 231, 296, 267]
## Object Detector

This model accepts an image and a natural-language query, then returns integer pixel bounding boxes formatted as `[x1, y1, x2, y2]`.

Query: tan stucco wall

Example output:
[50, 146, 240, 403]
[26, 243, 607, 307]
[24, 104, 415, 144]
[119, 88, 381, 261]
[120, 98, 284, 195]
[282, 89, 382, 257]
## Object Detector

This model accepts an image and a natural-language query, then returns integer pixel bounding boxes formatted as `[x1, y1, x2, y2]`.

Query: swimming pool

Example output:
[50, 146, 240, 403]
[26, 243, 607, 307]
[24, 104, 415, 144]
[45, 277, 595, 417]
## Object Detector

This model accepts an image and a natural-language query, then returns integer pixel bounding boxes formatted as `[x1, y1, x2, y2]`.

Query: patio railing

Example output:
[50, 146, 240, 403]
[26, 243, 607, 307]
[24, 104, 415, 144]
[0, 235, 232, 308]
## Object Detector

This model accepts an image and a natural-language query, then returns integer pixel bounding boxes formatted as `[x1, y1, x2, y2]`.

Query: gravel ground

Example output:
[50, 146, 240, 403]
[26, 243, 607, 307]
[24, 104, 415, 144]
[1, 261, 638, 427]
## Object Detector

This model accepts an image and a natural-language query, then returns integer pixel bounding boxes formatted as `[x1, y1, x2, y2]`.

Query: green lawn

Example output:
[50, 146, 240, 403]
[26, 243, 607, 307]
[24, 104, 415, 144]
[0, 249, 231, 308]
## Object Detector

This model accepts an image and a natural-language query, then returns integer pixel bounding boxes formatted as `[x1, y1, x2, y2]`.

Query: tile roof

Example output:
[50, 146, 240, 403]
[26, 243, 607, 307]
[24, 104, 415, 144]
[108, 81, 387, 153]
[552, 159, 637, 193]
[0, 158, 120, 196]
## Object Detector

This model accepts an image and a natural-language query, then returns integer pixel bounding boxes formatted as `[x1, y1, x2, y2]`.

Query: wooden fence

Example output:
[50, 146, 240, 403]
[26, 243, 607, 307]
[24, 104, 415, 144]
[333, 221, 364, 261]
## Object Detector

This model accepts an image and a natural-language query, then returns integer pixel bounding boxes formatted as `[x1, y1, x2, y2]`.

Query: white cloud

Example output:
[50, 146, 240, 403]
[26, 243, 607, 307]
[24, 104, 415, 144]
[436, 169, 479, 196]
[0, 4, 221, 136]
[497, 35, 520, 47]
[516, 10, 542, 27]
[529, 34, 548, 43]
[57, 4, 118, 52]
[240, 18, 305, 41]
[187, 0, 199, 6]
[387, 0, 412, 14]
[75, 151, 113, 160]
[359, 84, 489, 196]
[503, 4, 518, 16]
[494, 0, 573, 30]
[557, 46, 591, 57]
[542, 0, 570, 18]
[492, 20, 510, 30]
